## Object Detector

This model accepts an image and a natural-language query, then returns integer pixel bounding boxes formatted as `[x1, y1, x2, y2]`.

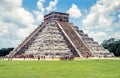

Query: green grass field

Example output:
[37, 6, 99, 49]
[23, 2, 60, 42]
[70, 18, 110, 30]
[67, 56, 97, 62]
[0, 60, 120, 78]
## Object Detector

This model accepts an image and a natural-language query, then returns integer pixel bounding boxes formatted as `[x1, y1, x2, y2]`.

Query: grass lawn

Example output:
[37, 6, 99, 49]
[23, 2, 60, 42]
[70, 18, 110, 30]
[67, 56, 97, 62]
[0, 59, 120, 78]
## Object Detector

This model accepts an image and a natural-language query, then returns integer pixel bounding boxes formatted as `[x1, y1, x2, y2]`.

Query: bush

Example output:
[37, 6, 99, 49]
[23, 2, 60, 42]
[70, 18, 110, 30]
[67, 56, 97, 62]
[102, 38, 120, 56]
[0, 48, 14, 57]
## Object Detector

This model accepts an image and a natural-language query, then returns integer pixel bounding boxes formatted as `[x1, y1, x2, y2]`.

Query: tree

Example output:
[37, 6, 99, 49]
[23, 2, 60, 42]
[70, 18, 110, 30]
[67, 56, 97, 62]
[115, 46, 120, 56]
[0, 48, 14, 57]
[102, 38, 120, 56]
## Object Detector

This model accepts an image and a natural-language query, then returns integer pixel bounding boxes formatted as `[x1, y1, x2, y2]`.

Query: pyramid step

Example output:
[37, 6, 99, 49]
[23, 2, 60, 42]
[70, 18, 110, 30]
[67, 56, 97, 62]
[58, 22, 94, 57]
[8, 12, 111, 58]
[8, 22, 47, 57]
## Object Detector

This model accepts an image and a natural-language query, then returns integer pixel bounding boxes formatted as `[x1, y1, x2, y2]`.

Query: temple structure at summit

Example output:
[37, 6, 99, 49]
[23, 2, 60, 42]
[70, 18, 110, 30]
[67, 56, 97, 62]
[9, 12, 112, 58]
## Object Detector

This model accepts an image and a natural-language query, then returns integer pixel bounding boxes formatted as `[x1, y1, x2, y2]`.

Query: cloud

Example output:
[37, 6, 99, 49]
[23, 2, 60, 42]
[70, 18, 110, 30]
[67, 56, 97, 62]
[46, 0, 58, 12]
[34, 0, 59, 23]
[112, 31, 120, 39]
[88, 31, 109, 44]
[0, 0, 58, 48]
[82, 0, 120, 30]
[118, 14, 120, 18]
[37, 0, 45, 13]
[33, 0, 46, 23]
[67, 4, 82, 18]
[34, 11, 44, 23]
[0, 0, 36, 48]
[81, 0, 120, 43]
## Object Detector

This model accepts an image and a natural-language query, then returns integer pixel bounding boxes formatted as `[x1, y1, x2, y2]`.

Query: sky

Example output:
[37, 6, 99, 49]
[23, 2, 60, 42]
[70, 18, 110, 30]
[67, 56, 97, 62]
[0, 0, 120, 49]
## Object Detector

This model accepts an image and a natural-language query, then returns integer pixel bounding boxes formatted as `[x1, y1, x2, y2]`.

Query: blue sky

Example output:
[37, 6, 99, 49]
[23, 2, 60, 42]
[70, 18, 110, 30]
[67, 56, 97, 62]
[0, 0, 120, 48]
[23, 0, 96, 12]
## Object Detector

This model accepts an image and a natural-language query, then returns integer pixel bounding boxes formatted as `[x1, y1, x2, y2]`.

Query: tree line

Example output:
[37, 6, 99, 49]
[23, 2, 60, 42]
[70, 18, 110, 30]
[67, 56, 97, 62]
[102, 38, 120, 56]
[0, 48, 14, 57]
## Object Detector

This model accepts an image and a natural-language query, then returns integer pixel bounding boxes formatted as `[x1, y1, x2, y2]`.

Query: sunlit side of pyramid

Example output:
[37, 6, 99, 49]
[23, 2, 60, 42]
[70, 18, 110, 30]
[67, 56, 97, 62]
[9, 12, 112, 58]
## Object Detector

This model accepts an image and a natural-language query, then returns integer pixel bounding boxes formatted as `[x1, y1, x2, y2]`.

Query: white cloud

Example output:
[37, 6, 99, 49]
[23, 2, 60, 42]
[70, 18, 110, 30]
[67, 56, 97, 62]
[0, 37, 20, 48]
[81, 0, 120, 43]
[34, 0, 46, 23]
[46, 0, 58, 12]
[88, 31, 109, 44]
[0, 21, 22, 48]
[0, 22, 8, 34]
[82, 0, 120, 30]
[67, 4, 82, 18]
[118, 14, 120, 18]
[0, 0, 59, 48]
[0, 0, 36, 48]
[17, 26, 35, 38]
[37, 0, 45, 13]
[0, 0, 22, 10]
[33, 10, 44, 23]
[112, 31, 120, 39]
[34, 0, 59, 23]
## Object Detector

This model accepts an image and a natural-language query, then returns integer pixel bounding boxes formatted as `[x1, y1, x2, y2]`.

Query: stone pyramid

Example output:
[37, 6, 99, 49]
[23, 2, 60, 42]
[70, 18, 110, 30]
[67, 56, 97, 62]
[9, 12, 112, 58]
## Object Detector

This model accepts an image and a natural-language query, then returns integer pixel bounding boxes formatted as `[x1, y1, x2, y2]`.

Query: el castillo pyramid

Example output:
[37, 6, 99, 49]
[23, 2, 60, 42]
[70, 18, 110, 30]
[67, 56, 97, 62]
[9, 12, 112, 58]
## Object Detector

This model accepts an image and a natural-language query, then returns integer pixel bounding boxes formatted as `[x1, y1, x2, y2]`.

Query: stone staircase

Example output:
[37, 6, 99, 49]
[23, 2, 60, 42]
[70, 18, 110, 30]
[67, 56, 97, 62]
[58, 21, 94, 57]
[74, 26, 111, 57]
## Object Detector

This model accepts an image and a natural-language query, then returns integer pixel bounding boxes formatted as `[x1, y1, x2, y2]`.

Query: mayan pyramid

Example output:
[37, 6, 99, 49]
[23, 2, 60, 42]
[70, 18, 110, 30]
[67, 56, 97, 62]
[9, 12, 112, 58]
